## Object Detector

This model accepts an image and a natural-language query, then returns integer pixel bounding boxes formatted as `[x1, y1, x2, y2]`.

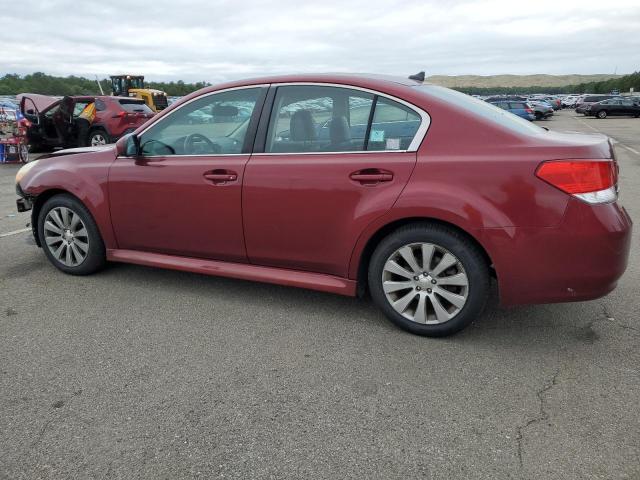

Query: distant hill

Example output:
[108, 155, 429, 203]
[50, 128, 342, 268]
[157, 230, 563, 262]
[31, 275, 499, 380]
[427, 74, 622, 88]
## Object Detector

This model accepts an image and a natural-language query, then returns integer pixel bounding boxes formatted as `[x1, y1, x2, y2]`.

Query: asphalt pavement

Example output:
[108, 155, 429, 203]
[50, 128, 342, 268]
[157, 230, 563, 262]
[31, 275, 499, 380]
[1, 110, 639, 479]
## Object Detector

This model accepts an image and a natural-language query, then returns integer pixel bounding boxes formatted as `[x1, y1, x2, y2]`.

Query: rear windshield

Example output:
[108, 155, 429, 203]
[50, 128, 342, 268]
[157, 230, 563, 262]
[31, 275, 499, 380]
[118, 100, 153, 113]
[416, 85, 543, 135]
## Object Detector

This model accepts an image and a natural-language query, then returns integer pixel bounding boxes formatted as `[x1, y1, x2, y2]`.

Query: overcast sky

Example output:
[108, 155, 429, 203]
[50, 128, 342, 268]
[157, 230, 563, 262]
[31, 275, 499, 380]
[2, 0, 639, 83]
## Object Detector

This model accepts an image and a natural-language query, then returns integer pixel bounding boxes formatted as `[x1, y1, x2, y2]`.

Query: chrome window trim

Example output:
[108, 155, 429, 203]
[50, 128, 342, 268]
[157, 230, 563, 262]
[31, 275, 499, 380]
[125, 81, 430, 158]
[260, 81, 431, 154]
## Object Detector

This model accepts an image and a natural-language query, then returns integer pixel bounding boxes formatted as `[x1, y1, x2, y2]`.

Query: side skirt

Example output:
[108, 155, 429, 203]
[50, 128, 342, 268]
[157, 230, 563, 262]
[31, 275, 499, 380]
[106, 249, 357, 296]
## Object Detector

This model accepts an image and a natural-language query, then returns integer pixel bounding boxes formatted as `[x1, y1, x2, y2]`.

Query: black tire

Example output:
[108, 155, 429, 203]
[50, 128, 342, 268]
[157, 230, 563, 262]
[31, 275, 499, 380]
[88, 129, 111, 146]
[368, 223, 490, 337]
[37, 194, 106, 275]
[596, 110, 607, 119]
[535, 112, 543, 120]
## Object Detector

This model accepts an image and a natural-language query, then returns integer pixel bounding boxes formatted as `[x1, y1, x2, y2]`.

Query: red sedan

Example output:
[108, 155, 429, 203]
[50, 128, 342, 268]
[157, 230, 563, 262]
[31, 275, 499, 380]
[15, 74, 632, 336]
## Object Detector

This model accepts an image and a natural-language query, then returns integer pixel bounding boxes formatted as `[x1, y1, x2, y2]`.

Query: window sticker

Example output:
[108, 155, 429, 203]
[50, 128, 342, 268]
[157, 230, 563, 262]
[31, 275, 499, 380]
[369, 129, 385, 142]
[386, 138, 401, 150]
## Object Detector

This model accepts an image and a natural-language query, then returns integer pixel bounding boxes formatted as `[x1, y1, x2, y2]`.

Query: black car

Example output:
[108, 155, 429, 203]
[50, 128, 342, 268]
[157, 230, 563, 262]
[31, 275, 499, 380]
[575, 95, 618, 114]
[585, 98, 640, 119]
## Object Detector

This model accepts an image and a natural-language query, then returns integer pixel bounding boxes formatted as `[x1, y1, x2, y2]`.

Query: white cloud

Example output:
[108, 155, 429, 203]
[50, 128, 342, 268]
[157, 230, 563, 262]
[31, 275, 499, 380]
[1, 0, 639, 82]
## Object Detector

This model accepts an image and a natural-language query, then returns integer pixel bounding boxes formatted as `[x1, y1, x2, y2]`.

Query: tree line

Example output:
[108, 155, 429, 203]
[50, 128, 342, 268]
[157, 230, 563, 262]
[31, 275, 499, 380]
[0, 72, 210, 96]
[455, 72, 640, 96]
[1, 71, 639, 97]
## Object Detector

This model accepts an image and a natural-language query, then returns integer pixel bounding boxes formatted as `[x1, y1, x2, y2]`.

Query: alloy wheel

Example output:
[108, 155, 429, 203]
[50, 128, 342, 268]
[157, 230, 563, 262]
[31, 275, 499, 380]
[43, 207, 90, 267]
[382, 242, 469, 324]
[91, 134, 107, 146]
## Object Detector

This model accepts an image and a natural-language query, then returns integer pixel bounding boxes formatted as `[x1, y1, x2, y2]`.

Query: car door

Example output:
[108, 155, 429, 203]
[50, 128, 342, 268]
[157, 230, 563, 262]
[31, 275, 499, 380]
[109, 86, 267, 262]
[242, 84, 427, 277]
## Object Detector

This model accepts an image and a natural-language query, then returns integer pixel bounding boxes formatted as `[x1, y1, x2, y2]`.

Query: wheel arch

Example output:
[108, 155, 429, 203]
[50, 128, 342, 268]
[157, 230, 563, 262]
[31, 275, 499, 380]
[352, 216, 496, 297]
[31, 189, 109, 248]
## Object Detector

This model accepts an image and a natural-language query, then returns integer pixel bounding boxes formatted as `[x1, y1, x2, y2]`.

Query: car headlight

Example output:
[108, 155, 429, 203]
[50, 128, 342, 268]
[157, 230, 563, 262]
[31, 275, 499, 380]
[15, 160, 39, 185]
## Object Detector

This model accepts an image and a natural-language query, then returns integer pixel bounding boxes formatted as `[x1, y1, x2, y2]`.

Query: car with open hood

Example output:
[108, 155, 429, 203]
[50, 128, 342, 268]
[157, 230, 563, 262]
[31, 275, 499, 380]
[19, 94, 154, 151]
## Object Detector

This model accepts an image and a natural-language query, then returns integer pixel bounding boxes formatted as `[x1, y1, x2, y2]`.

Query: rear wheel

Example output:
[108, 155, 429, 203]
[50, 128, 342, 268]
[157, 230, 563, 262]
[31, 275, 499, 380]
[89, 129, 110, 146]
[38, 194, 106, 275]
[596, 110, 607, 119]
[368, 223, 490, 337]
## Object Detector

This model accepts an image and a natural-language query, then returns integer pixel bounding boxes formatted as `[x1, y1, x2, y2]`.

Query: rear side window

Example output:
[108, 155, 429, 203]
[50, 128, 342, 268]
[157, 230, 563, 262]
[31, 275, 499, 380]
[119, 100, 153, 114]
[509, 102, 526, 109]
[95, 99, 107, 111]
[264, 85, 424, 154]
[367, 98, 421, 151]
[266, 85, 374, 153]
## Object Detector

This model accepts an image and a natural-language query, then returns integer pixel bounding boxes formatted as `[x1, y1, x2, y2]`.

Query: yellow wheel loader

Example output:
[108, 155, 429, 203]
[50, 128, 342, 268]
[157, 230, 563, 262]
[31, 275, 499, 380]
[110, 75, 168, 112]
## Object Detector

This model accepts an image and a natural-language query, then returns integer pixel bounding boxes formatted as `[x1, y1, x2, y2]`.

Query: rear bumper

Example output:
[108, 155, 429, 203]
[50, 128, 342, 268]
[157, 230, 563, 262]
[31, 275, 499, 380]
[479, 198, 632, 306]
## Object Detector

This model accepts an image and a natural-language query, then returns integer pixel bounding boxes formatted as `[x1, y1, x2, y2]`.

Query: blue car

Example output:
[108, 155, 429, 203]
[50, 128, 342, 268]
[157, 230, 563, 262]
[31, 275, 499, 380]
[488, 100, 535, 121]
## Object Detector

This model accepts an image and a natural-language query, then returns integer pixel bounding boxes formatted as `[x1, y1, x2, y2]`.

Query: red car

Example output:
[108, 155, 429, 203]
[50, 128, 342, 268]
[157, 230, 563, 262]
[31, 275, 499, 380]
[15, 74, 632, 336]
[19, 94, 154, 150]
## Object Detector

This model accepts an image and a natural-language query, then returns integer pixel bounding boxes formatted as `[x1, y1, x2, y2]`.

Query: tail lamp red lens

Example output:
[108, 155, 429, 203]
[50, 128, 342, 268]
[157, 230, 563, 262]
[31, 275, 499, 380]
[536, 160, 617, 194]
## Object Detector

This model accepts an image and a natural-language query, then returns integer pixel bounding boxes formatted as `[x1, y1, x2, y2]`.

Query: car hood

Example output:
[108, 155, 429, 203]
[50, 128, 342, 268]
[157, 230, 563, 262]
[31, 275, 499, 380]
[17, 93, 59, 112]
[40, 145, 114, 159]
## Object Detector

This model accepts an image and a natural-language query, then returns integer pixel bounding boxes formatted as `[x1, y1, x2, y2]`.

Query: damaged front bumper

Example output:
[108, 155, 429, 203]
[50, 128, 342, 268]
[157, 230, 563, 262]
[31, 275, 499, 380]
[15, 183, 33, 212]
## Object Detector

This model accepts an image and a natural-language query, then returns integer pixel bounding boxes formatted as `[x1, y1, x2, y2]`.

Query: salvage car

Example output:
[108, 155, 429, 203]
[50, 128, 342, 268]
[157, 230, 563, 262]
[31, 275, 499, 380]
[584, 97, 640, 119]
[19, 94, 154, 151]
[15, 74, 632, 336]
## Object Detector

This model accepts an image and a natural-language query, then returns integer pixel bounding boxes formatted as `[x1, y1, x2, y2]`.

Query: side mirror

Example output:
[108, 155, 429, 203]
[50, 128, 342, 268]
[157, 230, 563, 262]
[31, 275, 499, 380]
[116, 133, 140, 156]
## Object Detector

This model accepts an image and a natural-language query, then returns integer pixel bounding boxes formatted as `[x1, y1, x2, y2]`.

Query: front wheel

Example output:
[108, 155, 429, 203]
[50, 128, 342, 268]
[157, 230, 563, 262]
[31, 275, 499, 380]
[596, 110, 607, 119]
[38, 194, 106, 275]
[368, 223, 490, 337]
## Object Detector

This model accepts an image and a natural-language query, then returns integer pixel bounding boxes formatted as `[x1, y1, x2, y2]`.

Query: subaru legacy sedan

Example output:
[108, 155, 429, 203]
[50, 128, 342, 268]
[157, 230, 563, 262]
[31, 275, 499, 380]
[15, 74, 632, 337]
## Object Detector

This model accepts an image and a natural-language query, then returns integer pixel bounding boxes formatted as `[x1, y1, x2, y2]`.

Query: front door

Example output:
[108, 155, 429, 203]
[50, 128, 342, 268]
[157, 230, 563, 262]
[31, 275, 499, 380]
[109, 86, 266, 262]
[243, 85, 425, 277]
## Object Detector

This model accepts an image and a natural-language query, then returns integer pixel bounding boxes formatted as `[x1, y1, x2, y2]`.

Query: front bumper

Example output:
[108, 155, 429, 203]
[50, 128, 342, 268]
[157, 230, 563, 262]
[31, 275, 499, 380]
[479, 198, 632, 306]
[15, 183, 32, 212]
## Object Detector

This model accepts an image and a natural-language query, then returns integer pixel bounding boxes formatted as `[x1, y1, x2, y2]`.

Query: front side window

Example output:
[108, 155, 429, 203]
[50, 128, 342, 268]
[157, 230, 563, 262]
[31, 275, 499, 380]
[266, 85, 374, 153]
[139, 87, 262, 156]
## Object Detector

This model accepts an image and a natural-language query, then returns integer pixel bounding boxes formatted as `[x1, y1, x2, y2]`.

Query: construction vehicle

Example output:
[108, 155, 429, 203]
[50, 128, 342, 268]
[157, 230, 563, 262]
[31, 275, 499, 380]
[110, 75, 168, 112]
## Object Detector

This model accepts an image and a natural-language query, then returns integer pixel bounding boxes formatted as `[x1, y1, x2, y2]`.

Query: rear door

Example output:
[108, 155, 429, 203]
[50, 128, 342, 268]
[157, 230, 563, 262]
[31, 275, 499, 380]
[242, 84, 427, 277]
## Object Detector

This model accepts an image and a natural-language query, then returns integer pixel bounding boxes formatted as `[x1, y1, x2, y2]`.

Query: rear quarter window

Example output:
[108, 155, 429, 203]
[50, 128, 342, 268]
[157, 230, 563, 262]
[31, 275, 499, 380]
[118, 100, 153, 113]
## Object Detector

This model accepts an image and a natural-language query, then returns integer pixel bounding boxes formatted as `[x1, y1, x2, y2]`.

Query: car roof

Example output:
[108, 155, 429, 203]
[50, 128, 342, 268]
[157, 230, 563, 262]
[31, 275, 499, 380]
[192, 73, 424, 95]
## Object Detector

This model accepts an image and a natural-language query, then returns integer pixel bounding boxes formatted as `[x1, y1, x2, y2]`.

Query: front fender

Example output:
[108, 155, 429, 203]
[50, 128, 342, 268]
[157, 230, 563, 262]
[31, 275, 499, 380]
[20, 149, 118, 248]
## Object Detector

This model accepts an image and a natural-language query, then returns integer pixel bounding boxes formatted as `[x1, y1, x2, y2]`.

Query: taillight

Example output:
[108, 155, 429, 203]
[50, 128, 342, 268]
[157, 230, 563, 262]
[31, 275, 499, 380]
[113, 111, 127, 118]
[536, 160, 617, 204]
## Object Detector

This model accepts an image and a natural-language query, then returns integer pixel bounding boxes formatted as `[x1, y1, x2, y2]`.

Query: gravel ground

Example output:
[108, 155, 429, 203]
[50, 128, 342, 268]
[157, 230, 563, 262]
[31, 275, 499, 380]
[0, 109, 639, 479]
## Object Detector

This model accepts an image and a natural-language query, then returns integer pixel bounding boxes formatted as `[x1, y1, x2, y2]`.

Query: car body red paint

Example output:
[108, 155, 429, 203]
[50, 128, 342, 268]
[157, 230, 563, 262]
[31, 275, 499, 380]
[16, 74, 632, 308]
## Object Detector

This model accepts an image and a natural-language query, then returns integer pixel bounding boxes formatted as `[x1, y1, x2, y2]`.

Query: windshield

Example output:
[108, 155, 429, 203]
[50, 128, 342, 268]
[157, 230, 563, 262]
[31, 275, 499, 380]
[416, 85, 544, 135]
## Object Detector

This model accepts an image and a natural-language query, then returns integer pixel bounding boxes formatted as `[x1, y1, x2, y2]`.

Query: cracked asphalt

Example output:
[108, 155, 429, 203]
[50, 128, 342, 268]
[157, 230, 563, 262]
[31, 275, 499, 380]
[1, 109, 639, 479]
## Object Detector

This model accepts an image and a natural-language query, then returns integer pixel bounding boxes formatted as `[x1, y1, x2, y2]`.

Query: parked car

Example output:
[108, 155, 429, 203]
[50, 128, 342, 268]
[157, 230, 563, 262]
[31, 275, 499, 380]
[15, 74, 632, 337]
[527, 100, 554, 120]
[561, 95, 580, 108]
[575, 95, 618, 114]
[488, 100, 535, 121]
[584, 98, 640, 118]
[19, 94, 154, 151]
